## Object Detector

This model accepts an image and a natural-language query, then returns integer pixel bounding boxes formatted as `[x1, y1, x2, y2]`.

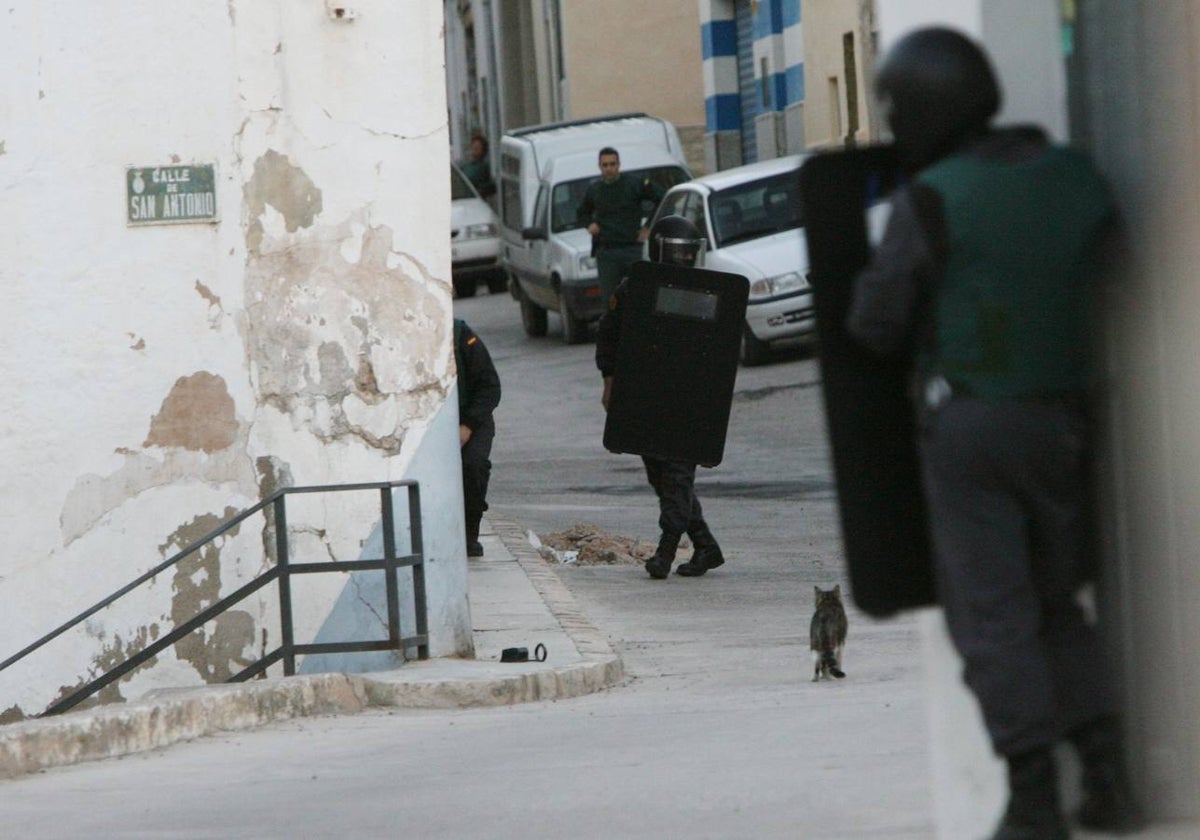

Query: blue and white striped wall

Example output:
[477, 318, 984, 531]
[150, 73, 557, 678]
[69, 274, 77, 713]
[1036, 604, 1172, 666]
[700, 0, 803, 170]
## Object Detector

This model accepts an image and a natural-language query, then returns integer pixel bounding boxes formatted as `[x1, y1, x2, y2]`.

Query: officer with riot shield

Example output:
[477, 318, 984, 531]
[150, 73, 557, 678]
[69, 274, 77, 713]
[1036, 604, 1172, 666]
[803, 27, 1141, 840]
[596, 215, 749, 579]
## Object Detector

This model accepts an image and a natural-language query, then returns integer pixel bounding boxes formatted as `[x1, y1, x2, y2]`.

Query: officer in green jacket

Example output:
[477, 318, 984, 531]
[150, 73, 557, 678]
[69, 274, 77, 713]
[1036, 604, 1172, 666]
[847, 27, 1142, 840]
[578, 146, 665, 302]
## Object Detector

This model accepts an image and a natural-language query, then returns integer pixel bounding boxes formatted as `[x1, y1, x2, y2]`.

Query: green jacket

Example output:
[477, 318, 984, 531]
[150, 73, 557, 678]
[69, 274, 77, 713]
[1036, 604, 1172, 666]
[578, 173, 664, 246]
[917, 146, 1114, 398]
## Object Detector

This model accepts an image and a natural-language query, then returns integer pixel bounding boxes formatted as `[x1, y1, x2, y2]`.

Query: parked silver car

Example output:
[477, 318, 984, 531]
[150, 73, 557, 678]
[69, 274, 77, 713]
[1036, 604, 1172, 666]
[648, 155, 813, 365]
[451, 163, 505, 298]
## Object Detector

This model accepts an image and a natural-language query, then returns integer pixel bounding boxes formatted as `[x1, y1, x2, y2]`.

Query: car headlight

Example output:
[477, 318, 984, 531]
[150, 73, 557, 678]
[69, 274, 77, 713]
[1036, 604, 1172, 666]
[579, 255, 597, 273]
[462, 223, 497, 239]
[749, 271, 805, 300]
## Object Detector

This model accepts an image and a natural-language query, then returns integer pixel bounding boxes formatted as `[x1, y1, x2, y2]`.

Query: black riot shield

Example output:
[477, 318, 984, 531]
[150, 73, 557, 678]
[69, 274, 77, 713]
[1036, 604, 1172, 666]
[798, 146, 936, 618]
[604, 261, 749, 467]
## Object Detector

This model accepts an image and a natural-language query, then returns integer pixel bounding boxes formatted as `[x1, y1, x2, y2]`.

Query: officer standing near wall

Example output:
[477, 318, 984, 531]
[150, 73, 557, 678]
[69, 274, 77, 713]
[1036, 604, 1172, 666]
[455, 318, 501, 557]
[578, 146, 665, 302]
[596, 215, 727, 580]
[846, 28, 1142, 839]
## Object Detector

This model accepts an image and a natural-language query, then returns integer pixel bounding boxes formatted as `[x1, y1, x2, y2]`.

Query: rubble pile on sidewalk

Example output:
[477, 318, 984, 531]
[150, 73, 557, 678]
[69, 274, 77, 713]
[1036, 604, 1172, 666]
[529, 522, 693, 566]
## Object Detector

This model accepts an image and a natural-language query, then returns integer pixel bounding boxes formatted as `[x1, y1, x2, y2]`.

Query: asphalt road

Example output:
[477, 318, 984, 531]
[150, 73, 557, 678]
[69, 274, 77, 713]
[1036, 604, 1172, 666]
[0, 292, 934, 839]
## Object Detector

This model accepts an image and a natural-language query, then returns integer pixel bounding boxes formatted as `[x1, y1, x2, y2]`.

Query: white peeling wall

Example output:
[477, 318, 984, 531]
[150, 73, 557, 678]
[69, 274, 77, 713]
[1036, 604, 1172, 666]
[0, 0, 466, 721]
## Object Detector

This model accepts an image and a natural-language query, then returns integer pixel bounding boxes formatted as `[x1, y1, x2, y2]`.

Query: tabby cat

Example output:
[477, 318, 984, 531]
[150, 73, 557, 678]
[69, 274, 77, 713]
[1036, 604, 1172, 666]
[810, 584, 848, 681]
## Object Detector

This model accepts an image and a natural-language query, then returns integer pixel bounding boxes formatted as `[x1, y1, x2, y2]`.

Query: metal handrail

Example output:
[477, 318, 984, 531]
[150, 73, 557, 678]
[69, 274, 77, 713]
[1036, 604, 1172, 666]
[1, 481, 429, 717]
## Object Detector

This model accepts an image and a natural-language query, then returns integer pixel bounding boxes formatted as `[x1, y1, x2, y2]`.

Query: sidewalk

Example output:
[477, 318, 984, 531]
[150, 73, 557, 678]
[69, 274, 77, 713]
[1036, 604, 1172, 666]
[0, 515, 621, 781]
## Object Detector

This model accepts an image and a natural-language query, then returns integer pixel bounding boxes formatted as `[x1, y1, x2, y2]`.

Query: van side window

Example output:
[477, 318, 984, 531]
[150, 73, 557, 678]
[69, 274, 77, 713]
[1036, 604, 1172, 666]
[501, 178, 522, 230]
[532, 184, 548, 231]
[552, 179, 592, 233]
[658, 190, 689, 220]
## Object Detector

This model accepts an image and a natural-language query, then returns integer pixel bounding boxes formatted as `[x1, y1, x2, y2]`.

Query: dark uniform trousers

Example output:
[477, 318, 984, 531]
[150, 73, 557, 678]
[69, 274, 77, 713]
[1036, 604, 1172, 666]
[641, 455, 705, 538]
[919, 396, 1115, 756]
[462, 416, 495, 544]
[596, 244, 643, 304]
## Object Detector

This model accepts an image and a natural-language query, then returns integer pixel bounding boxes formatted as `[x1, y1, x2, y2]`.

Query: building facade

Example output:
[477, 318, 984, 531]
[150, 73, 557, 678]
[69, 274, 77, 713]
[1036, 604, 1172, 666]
[800, 0, 880, 150]
[700, 0, 805, 171]
[446, 0, 707, 176]
[1, 1, 472, 721]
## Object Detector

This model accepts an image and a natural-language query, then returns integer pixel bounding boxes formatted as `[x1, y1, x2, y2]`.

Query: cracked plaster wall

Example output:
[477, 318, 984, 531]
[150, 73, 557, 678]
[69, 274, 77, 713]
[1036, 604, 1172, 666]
[0, 1, 467, 721]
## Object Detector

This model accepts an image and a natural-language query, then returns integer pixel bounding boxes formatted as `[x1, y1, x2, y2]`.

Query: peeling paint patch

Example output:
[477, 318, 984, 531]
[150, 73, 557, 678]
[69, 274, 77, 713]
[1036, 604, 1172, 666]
[128, 333, 146, 351]
[164, 511, 256, 682]
[0, 705, 25, 725]
[51, 625, 161, 711]
[243, 149, 323, 252]
[61, 437, 255, 546]
[255, 456, 294, 500]
[241, 219, 451, 455]
[144, 372, 238, 453]
[195, 280, 222, 311]
[255, 456, 293, 572]
[0, 140, 6, 156]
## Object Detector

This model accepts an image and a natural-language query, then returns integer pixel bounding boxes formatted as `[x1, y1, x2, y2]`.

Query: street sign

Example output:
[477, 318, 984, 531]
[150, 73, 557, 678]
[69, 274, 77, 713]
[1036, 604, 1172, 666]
[126, 164, 218, 226]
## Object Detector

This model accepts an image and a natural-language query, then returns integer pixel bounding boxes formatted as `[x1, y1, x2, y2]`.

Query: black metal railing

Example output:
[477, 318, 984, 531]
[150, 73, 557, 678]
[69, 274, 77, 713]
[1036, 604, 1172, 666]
[1, 481, 429, 717]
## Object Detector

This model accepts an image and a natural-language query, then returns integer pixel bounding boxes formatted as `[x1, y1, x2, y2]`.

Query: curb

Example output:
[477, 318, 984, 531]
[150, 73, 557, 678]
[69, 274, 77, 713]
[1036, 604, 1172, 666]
[0, 674, 368, 781]
[0, 516, 622, 782]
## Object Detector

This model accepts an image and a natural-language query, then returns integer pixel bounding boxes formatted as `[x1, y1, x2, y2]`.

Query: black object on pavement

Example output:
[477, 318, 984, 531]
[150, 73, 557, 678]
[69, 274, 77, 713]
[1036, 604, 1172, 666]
[500, 643, 547, 663]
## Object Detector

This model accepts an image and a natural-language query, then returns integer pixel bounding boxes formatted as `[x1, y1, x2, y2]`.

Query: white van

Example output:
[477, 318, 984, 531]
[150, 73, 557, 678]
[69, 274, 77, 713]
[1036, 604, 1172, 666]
[498, 113, 691, 343]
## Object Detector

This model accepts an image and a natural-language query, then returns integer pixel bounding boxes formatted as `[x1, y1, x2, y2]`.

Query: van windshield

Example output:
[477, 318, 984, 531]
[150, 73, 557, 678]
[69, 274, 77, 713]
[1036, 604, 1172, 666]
[551, 166, 690, 234]
[710, 171, 804, 248]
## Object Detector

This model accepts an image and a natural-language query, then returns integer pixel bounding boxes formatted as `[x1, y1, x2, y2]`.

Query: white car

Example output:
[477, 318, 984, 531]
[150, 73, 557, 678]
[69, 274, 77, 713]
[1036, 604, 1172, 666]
[451, 163, 505, 298]
[648, 154, 814, 365]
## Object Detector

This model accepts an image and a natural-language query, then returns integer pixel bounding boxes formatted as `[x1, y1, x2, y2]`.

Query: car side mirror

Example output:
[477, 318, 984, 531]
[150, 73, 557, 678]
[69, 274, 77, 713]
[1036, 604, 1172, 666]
[521, 226, 547, 241]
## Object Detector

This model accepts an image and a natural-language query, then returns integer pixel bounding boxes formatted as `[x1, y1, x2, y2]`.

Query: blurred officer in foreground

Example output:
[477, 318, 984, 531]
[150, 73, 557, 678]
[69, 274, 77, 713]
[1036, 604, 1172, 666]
[596, 215, 726, 579]
[455, 318, 501, 557]
[847, 27, 1143, 840]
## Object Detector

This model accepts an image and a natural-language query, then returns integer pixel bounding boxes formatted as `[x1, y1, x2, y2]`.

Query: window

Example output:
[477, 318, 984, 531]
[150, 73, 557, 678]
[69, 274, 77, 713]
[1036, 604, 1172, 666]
[501, 178, 522, 230]
[550, 166, 690, 234]
[828, 77, 842, 143]
[710, 171, 804, 248]
[532, 184, 548, 231]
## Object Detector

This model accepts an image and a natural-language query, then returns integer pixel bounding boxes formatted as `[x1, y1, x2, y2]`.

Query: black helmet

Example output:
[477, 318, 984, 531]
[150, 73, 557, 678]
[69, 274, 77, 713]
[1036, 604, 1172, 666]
[648, 215, 704, 266]
[875, 27, 1001, 173]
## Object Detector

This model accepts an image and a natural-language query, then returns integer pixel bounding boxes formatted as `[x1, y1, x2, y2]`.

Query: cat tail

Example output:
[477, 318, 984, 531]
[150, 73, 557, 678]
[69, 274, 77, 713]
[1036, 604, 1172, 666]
[820, 651, 845, 679]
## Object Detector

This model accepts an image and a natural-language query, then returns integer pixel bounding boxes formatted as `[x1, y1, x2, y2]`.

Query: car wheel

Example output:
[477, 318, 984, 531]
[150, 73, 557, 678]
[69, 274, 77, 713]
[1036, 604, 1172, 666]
[519, 287, 548, 337]
[740, 322, 771, 366]
[507, 271, 521, 300]
[559, 294, 588, 345]
[453, 276, 477, 299]
[486, 271, 507, 295]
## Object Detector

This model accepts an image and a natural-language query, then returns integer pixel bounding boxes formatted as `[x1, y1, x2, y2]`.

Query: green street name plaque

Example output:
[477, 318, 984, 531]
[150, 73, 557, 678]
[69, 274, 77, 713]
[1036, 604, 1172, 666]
[126, 164, 218, 225]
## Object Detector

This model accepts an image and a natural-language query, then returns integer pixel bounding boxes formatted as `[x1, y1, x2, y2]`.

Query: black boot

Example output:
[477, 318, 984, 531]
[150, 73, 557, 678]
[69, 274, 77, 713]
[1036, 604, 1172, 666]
[676, 523, 724, 577]
[990, 747, 1069, 840]
[1069, 716, 1146, 833]
[465, 512, 483, 558]
[645, 532, 679, 580]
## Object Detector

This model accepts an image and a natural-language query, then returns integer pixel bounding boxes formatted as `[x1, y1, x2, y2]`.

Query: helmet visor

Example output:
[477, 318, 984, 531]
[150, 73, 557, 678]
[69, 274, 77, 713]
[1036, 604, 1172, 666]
[655, 235, 706, 268]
